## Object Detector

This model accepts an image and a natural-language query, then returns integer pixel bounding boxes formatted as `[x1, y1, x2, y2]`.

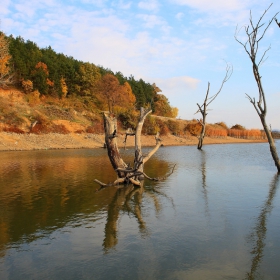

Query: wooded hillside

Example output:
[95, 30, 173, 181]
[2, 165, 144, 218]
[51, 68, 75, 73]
[0, 31, 177, 119]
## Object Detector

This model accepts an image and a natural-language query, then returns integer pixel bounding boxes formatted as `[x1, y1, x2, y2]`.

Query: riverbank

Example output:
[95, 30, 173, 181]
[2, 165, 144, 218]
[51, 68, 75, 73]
[0, 132, 266, 151]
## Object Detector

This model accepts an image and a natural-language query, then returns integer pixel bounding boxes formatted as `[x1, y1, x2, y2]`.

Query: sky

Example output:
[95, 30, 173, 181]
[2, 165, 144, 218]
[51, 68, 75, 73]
[1, 0, 280, 129]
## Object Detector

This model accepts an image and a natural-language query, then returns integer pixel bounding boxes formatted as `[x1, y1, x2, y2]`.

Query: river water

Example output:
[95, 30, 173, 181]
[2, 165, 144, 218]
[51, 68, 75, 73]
[0, 142, 280, 279]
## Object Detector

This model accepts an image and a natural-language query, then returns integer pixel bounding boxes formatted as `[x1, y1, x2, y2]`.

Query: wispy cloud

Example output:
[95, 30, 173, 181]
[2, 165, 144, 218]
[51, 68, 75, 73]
[170, 0, 252, 12]
[138, 0, 159, 11]
[175, 12, 184, 20]
[154, 76, 200, 93]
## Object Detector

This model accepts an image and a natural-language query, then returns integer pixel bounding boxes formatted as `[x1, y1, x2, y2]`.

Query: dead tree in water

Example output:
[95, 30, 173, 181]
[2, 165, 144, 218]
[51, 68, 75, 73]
[94, 108, 173, 188]
[235, 3, 280, 172]
[196, 63, 232, 150]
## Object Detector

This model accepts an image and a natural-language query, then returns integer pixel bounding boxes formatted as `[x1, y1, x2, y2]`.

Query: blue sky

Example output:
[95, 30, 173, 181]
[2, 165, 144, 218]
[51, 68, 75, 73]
[1, 0, 280, 129]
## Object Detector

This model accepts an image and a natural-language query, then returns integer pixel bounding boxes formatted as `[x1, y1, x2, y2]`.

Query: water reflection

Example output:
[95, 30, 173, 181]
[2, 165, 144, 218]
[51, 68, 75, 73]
[0, 149, 171, 257]
[245, 173, 280, 280]
[199, 150, 209, 216]
[103, 180, 174, 252]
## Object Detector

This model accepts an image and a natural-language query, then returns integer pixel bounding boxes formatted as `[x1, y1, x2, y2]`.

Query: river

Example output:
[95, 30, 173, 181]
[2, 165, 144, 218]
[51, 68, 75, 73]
[0, 142, 280, 279]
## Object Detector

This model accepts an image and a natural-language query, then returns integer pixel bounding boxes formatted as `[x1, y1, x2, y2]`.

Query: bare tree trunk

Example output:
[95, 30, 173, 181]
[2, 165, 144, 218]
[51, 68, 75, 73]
[235, 4, 280, 172]
[260, 116, 280, 171]
[103, 112, 127, 178]
[197, 83, 209, 150]
[196, 64, 232, 150]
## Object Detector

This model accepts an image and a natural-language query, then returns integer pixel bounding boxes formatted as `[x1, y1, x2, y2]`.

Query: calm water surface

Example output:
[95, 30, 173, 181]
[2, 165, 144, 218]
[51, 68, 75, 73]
[0, 142, 280, 279]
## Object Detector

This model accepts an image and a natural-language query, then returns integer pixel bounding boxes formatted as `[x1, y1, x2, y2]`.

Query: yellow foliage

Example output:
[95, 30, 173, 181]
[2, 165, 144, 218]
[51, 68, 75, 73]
[60, 77, 68, 98]
[0, 32, 14, 88]
[21, 80, 33, 93]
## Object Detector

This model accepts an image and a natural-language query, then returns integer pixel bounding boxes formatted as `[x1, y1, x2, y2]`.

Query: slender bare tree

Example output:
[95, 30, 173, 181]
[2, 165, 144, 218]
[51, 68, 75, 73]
[235, 3, 280, 172]
[196, 63, 232, 150]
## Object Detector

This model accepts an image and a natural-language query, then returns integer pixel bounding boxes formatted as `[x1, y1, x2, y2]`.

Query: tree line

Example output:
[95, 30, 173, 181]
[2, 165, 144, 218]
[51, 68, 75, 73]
[0, 32, 178, 118]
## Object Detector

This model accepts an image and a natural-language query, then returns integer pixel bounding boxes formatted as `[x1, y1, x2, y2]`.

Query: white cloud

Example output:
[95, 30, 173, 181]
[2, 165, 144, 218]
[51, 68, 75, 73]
[138, 0, 159, 11]
[170, 0, 251, 13]
[175, 12, 184, 20]
[154, 76, 200, 93]
[0, 0, 11, 17]
[137, 14, 170, 31]
[115, 0, 132, 10]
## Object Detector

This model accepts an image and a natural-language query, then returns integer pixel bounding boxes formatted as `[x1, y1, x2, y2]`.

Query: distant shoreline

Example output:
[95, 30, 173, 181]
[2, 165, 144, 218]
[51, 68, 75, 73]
[0, 132, 267, 152]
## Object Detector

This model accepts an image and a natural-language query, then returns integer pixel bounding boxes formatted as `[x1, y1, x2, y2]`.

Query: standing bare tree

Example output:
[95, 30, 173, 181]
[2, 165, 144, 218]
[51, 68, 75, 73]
[196, 63, 232, 150]
[235, 4, 280, 172]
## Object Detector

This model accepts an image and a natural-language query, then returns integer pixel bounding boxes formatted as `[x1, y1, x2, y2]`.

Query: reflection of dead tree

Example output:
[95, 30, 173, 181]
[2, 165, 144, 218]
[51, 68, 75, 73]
[103, 181, 173, 252]
[245, 174, 279, 280]
[103, 185, 135, 251]
[200, 150, 209, 216]
[94, 108, 175, 188]
[235, 4, 280, 172]
[195, 63, 232, 150]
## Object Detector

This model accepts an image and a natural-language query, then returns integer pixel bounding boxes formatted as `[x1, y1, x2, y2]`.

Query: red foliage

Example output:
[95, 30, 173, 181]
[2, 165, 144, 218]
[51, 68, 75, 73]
[86, 123, 104, 134]
[3, 126, 25, 134]
[30, 124, 69, 134]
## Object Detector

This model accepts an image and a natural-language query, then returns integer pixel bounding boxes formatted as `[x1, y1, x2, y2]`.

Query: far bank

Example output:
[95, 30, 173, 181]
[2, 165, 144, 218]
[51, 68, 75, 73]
[0, 132, 267, 152]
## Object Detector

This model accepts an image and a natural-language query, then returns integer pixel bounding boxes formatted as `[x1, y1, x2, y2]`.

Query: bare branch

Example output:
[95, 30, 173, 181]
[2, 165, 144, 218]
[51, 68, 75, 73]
[206, 63, 233, 107]
[143, 164, 176, 181]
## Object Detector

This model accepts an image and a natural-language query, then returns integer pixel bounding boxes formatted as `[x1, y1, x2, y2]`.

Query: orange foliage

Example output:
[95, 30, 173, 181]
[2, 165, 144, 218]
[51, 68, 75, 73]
[205, 128, 227, 138]
[21, 79, 33, 93]
[97, 74, 135, 112]
[35, 62, 49, 75]
[228, 129, 265, 139]
[46, 78, 54, 87]
[185, 122, 202, 136]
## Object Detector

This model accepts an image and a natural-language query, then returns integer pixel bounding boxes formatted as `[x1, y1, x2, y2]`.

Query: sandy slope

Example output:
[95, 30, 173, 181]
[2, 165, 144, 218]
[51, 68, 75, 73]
[0, 132, 266, 151]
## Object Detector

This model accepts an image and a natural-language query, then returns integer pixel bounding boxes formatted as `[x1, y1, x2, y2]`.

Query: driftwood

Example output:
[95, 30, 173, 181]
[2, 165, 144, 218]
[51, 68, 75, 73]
[94, 107, 169, 189]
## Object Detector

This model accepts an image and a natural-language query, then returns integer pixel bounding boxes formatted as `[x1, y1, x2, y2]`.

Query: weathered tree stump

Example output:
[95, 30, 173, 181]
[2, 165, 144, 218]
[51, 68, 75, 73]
[94, 108, 165, 188]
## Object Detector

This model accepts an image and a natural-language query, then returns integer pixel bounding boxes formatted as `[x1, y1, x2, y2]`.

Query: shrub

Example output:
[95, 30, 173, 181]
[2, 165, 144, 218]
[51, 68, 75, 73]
[185, 122, 202, 136]
[231, 124, 245, 130]
[3, 126, 25, 134]
[21, 80, 33, 93]
[166, 119, 180, 135]
[142, 116, 159, 135]
[215, 122, 228, 129]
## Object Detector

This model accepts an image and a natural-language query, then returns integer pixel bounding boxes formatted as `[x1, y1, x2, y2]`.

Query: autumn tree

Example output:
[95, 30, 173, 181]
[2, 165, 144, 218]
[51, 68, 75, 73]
[116, 81, 136, 110]
[60, 77, 68, 98]
[76, 62, 101, 96]
[31, 61, 52, 95]
[0, 32, 14, 88]
[235, 3, 280, 172]
[195, 63, 232, 149]
[97, 74, 119, 112]
[153, 93, 178, 118]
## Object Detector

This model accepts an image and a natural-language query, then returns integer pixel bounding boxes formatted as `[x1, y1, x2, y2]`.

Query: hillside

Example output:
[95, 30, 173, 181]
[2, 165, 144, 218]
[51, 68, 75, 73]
[0, 87, 268, 151]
